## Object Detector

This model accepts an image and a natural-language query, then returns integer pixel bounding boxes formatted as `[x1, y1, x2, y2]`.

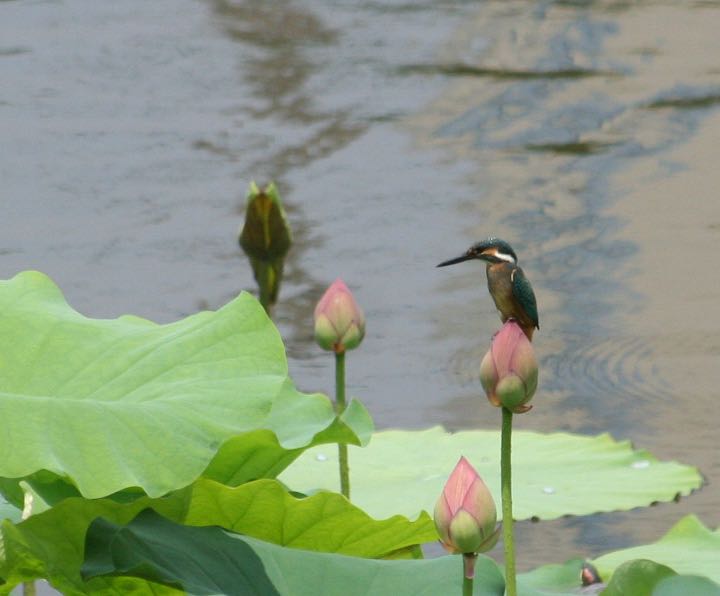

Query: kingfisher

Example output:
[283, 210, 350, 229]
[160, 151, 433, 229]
[437, 238, 539, 340]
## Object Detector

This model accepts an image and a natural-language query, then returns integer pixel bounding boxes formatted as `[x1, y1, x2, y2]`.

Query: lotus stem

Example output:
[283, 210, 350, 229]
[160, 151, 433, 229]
[501, 407, 517, 596]
[462, 573, 473, 595]
[462, 553, 477, 596]
[335, 351, 350, 499]
[22, 492, 36, 596]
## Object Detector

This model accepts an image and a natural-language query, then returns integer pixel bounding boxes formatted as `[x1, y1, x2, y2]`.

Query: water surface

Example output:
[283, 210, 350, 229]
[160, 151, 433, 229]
[2, 0, 719, 575]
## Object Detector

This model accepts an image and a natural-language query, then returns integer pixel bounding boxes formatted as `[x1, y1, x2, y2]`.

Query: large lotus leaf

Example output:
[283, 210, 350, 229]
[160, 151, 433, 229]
[0, 271, 371, 499]
[593, 515, 720, 584]
[601, 559, 676, 596]
[654, 575, 720, 596]
[82, 511, 612, 595]
[85, 515, 281, 595]
[81, 509, 509, 596]
[0, 478, 433, 594]
[181, 478, 436, 557]
[203, 398, 373, 487]
[79, 512, 720, 596]
[80, 511, 720, 596]
[600, 559, 720, 596]
[0, 497, 167, 595]
[516, 559, 586, 594]
[523, 562, 719, 596]
[279, 427, 701, 521]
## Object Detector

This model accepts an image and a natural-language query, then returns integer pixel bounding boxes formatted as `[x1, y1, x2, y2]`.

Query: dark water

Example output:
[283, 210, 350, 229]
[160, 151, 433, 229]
[2, 0, 720, 577]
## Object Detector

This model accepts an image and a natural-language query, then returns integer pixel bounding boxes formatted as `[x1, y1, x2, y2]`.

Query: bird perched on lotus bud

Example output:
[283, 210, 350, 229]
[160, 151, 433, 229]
[434, 456, 500, 560]
[438, 237, 539, 341]
[314, 279, 365, 354]
[480, 320, 538, 413]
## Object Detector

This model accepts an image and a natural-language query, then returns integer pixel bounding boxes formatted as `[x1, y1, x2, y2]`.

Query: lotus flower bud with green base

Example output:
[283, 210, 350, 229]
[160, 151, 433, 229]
[434, 456, 499, 557]
[239, 181, 292, 312]
[239, 181, 292, 261]
[480, 320, 538, 414]
[314, 279, 365, 354]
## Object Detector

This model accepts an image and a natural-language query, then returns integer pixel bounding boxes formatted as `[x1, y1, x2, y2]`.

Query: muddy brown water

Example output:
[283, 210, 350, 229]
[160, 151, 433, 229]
[2, 0, 719, 581]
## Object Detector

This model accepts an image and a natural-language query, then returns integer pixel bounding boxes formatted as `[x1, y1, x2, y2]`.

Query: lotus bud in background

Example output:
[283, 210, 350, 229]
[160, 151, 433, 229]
[239, 181, 292, 260]
[434, 456, 499, 558]
[480, 320, 538, 414]
[314, 279, 365, 354]
[239, 181, 292, 312]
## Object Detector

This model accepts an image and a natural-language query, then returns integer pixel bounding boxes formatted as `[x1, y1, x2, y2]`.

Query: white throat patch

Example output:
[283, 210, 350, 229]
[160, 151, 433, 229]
[493, 250, 516, 264]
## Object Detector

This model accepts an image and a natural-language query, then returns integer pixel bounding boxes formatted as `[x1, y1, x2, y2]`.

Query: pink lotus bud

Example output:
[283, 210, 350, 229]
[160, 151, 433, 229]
[433, 456, 499, 555]
[314, 279, 365, 354]
[479, 320, 538, 413]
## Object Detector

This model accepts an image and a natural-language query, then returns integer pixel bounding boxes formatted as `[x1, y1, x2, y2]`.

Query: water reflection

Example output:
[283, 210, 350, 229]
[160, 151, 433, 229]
[412, 0, 719, 435]
[398, 63, 614, 79]
[203, 0, 367, 356]
[210, 0, 336, 123]
[202, 0, 364, 178]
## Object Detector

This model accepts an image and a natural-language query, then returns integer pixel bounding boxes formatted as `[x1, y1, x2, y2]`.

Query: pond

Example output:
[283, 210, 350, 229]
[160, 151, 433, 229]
[2, 0, 719, 575]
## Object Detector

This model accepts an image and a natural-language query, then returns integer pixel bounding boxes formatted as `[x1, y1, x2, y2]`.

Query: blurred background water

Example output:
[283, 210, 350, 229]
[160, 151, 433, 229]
[2, 0, 719, 576]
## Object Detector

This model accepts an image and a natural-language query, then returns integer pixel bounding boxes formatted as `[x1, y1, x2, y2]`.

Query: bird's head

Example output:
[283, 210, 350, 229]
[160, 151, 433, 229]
[437, 238, 518, 267]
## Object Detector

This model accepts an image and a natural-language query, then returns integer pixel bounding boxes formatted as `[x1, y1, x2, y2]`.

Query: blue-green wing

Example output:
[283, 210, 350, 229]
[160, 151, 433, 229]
[512, 266, 539, 329]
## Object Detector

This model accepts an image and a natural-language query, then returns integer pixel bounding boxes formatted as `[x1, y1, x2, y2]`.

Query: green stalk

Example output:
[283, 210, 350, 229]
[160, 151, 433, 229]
[335, 351, 350, 499]
[22, 492, 36, 596]
[462, 574, 473, 596]
[501, 407, 517, 596]
[462, 553, 477, 596]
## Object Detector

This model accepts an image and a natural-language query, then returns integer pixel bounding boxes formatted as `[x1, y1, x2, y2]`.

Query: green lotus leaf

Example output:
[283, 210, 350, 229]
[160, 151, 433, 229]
[181, 478, 436, 558]
[203, 398, 373, 487]
[654, 575, 720, 596]
[279, 427, 701, 521]
[0, 477, 432, 594]
[84, 515, 280, 595]
[601, 559, 720, 596]
[0, 497, 166, 595]
[0, 271, 371, 500]
[593, 515, 720, 584]
[516, 559, 586, 594]
[79, 511, 720, 596]
[601, 559, 677, 596]
[80, 512, 607, 595]
[81, 509, 509, 596]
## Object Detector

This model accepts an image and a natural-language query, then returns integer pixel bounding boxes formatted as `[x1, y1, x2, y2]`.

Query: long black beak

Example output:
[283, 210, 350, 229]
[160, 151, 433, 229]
[437, 253, 473, 267]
